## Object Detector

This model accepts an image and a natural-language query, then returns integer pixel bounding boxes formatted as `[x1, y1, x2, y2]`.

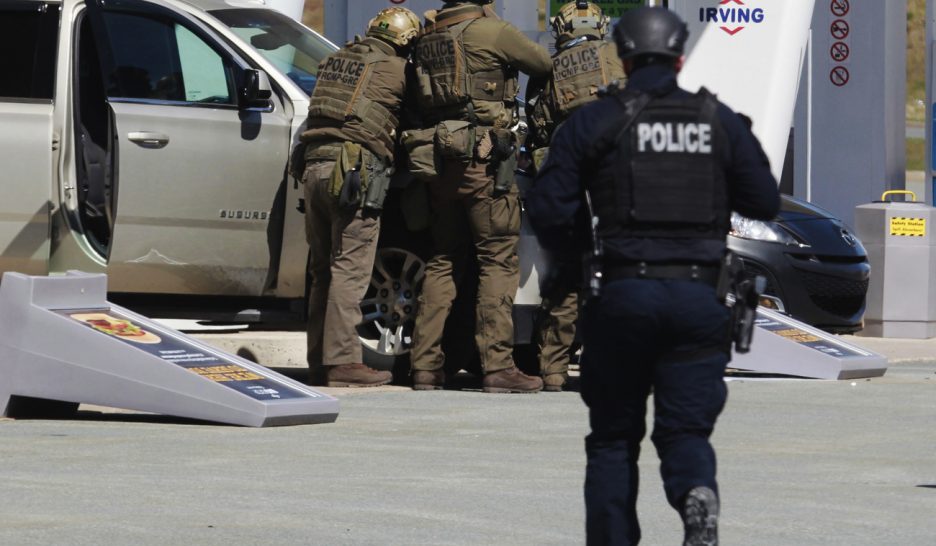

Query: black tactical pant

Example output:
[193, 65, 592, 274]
[580, 278, 731, 545]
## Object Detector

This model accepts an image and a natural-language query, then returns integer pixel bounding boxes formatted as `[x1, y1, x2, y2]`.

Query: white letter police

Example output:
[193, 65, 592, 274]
[637, 122, 712, 154]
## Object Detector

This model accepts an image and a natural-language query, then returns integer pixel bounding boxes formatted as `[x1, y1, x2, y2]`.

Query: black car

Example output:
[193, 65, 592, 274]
[728, 194, 869, 333]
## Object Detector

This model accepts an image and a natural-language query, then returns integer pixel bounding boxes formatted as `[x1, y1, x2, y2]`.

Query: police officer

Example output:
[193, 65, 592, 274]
[526, 7, 779, 545]
[299, 7, 420, 388]
[410, 0, 552, 393]
[524, 1, 625, 392]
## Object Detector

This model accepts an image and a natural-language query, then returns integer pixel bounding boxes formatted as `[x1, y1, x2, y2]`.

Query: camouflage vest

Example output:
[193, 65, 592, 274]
[415, 6, 513, 125]
[551, 39, 623, 120]
[307, 42, 397, 148]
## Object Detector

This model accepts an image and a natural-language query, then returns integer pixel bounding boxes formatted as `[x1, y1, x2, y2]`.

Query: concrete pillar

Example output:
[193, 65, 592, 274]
[794, 0, 906, 227]
[927, 0, 935, 204]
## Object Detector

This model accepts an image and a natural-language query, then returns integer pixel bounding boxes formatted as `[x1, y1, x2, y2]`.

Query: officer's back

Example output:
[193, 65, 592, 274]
[525, 7, 780, 545]
[529, 58, 780, 265]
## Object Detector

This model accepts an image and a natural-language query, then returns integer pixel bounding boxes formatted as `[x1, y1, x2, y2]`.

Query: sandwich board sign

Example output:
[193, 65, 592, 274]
[731, 307, 887, 380]
[0, 271, 338, 427]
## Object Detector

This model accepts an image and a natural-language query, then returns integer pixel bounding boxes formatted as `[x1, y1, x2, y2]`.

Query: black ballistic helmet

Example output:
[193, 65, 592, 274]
[613, 7, 689, 60]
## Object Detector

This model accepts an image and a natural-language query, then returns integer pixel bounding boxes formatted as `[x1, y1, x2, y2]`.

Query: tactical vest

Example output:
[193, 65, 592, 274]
[550, 39, 621, 120]
[589, 89, 730, 243]
[415, 6, 515, 126]
[306, 42, 398, 153]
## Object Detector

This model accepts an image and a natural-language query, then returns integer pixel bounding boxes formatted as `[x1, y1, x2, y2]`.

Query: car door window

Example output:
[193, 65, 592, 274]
[0, 2, 59, 101]
[210, 8, 335, 95]
[100, 12, 235, 105]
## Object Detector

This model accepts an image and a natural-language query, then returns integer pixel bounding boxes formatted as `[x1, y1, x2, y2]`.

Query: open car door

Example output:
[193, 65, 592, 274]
[0, 1, 58, 276]
[81, 0, 292, 296]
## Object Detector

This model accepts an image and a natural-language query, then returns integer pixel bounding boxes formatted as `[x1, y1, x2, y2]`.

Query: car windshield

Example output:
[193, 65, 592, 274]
[209, 8, 335, 95]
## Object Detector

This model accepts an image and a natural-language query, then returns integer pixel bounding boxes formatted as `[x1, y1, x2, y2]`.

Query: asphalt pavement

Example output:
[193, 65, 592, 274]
[1, 329, 935, 545]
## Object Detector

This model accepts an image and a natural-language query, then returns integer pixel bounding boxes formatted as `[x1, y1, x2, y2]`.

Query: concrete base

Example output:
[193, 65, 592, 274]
[858, 320, 936, 339]
[730, 308, 888, 380]
[0, 271, 339, 427]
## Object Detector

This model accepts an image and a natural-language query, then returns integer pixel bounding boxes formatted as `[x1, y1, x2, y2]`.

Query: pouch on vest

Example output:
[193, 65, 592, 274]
[329, 142, 368, 210]
[401, 127, 440, 182]
[434, 120, 476, 160]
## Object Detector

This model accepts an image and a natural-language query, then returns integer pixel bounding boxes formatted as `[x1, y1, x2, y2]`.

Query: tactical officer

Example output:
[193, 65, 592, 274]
[526, 7, 780, 545]
[524, 1, 625, 392]
[299, 7, 420, 388]
[410, 0, 552, 393]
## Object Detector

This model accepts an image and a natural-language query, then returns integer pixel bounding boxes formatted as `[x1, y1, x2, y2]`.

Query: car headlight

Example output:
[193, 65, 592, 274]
[730, 213, 807, 247]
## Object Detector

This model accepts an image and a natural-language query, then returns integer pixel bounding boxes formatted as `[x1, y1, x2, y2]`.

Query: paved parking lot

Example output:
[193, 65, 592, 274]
[2, 333, 936, 545]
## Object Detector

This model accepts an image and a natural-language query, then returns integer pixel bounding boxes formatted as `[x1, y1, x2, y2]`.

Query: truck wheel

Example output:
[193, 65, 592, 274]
[358, 247, 425, 373]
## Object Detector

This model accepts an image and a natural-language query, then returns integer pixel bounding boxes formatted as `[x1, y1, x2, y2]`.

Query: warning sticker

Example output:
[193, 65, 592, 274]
[889, 217, 926, 237]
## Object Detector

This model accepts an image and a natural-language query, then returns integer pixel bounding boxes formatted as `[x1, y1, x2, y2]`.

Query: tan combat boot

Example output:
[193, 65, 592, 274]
[326, 363, 392, 387]
[412, 369, 445, 391]
[482, 366, 544, 393]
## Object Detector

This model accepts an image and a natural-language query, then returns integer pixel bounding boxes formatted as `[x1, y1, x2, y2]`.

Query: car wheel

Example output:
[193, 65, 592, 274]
[358, 247, 425, 373]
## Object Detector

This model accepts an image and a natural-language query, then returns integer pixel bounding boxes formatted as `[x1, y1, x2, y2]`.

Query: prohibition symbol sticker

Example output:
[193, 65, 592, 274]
[831, 19, 850, 40]
[830, 66, 849, 87]
[831, 41, 850, 62]
[831, 0, 849, 17]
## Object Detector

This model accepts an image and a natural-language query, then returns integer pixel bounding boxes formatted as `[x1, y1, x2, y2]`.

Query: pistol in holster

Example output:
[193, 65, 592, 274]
[489, 128, 518, 196]
[716, 251, 766, 354]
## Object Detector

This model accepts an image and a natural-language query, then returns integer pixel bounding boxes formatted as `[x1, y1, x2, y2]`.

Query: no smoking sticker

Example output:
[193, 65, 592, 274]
[830, 66, 849, 87]
[831, 0, 849, 17]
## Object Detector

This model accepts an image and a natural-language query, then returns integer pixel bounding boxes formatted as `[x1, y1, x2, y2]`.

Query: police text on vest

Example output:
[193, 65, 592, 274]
[637, 123, 712, 154]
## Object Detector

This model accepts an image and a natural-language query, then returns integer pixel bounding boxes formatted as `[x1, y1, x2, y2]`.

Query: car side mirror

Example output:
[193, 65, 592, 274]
[240, 69, 273, 110]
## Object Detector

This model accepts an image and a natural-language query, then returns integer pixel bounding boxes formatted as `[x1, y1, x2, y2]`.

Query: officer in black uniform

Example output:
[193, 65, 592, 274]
[526, 7, 780, 546]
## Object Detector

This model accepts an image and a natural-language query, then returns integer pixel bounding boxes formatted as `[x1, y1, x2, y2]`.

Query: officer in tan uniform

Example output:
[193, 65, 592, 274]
[299, 7, 420, 387]
[410, 0, 552, 393]
[525, 1, 624, 392]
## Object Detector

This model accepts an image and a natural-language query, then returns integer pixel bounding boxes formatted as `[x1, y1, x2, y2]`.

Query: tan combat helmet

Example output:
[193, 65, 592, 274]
[551, 1, 610, 42]
[366, 7, 422, 48]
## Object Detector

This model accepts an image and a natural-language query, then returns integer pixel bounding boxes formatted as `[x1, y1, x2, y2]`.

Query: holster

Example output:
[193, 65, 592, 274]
[362, 160, 393, 211]
[490, 128, 517, 195]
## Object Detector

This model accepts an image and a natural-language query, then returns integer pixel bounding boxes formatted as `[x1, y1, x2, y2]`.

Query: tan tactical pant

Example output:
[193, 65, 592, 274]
[303, 158, 380, 374]
[537, 290, 578, 377]
[411, 157, 521, 374]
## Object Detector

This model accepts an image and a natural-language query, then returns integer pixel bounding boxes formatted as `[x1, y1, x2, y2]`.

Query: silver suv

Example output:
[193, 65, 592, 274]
[0, 0, 547, 369]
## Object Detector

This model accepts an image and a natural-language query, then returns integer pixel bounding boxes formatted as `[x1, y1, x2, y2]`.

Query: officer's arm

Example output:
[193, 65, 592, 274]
[493, 22, 552, 77]
[720, 106, 781, 221]
[526, 112, 588, 257]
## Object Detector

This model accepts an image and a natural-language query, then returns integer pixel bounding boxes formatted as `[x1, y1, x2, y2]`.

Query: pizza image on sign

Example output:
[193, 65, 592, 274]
[71, 313, 163, 344]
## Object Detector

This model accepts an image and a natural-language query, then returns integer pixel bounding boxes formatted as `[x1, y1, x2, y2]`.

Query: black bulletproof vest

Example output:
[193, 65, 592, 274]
[587, 88, 729, 244]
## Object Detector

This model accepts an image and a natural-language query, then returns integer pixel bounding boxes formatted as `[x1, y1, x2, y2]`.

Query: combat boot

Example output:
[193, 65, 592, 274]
[542, 373, 568, 392]
[412, 369, 445, 390]
[326, 363, 392, 388]
[680, 486, 719, 546]
[482, 366, 543, 393]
